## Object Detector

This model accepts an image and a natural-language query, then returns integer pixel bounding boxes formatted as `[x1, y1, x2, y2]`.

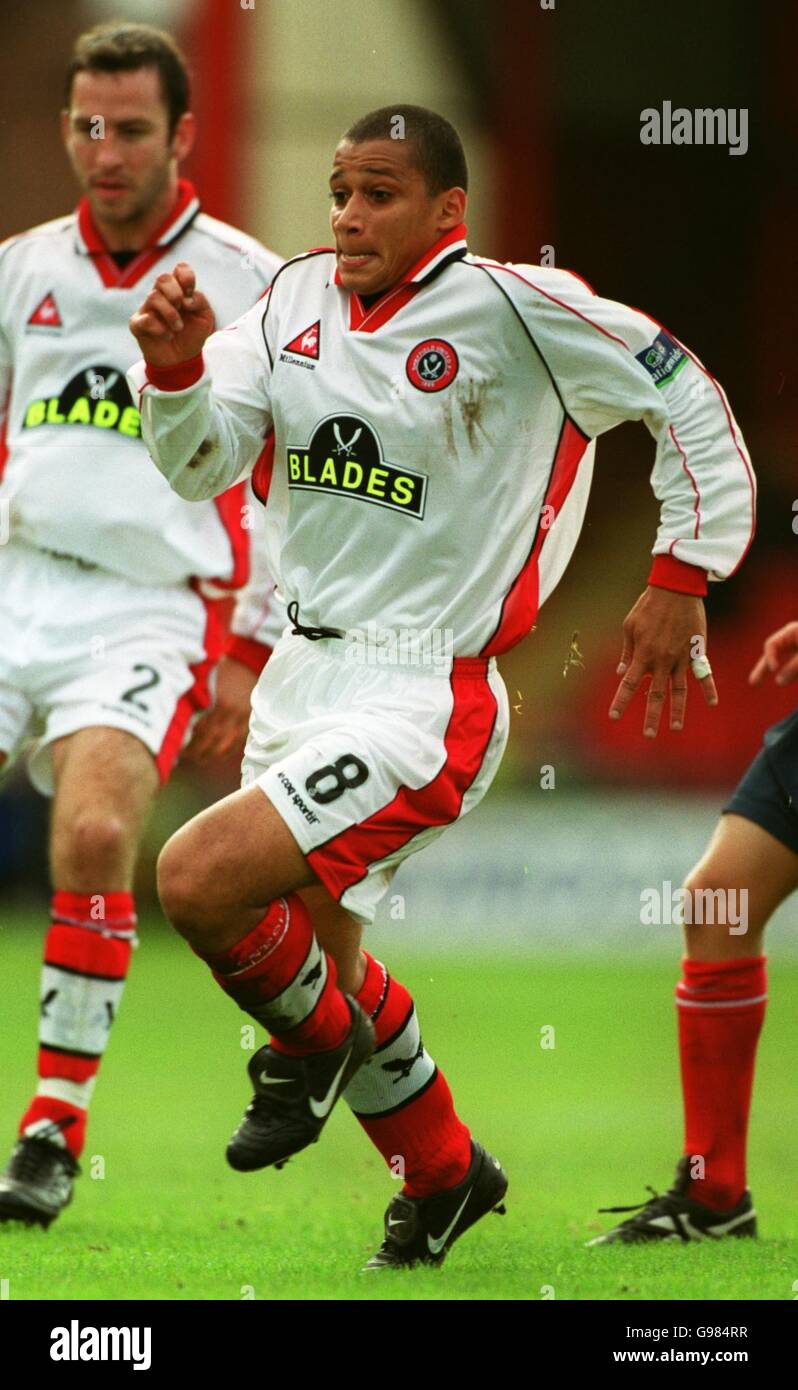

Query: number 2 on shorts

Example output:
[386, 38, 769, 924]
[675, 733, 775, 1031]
[120, 663, 161, 712]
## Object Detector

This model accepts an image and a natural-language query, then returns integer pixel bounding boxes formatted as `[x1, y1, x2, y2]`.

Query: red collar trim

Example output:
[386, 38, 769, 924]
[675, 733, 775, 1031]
[76, 178, 200, 288]
[333, 222, 467, 290]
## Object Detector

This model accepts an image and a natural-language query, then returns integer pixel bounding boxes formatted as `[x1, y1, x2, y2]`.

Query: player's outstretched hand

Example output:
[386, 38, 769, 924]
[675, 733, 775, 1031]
[183, 656, 258, 764]
[609, 586, 718, 738]
[129, 262, 215, 367]
[748, 621, 798, 687]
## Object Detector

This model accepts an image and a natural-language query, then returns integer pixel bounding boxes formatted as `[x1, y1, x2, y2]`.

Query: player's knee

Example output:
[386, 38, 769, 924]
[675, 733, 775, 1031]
[157, 831, 227, 932]
[157, 836, 200, 928]
[681, 863, 753, 943]
[59, 811, 130, 880]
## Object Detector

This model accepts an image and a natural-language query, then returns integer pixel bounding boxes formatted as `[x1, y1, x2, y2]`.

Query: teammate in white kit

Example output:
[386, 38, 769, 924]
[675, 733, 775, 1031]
[0, 24, 282, 1227]
[129, 105, 756, 1269]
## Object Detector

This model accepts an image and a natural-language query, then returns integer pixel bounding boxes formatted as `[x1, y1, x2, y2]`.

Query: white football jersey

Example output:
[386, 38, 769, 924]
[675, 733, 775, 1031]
[130, 224, 756, 658]
[0, 179, 282, 591]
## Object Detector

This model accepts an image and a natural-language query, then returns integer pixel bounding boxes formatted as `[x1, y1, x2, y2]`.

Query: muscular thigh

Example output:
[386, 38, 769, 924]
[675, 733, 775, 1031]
[162, 782, 316, 918]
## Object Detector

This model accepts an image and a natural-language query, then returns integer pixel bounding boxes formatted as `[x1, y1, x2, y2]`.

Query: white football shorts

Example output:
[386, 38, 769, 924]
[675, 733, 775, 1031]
[0, 540, 222, 795]
[241, 631, 510, 925]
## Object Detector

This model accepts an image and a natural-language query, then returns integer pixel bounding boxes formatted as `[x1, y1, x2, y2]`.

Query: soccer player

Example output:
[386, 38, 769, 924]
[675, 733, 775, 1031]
[0, 24, 282, 1227]
[592, 621, 797, 1244]
[128, 104, 755, 1269]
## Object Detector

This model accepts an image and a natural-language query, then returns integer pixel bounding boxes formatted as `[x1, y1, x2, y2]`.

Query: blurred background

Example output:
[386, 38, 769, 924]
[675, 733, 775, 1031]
[0, 0, 795, 948]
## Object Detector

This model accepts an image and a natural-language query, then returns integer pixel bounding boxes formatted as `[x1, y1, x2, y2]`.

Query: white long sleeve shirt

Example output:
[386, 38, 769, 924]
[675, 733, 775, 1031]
[0, 179, 282, 605]
[129, 224, 756, 659]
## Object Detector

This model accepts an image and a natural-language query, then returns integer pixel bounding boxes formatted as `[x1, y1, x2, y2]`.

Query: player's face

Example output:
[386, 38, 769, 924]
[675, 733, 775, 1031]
[62, 68, 193, 234]
[329, 139, 465, 296]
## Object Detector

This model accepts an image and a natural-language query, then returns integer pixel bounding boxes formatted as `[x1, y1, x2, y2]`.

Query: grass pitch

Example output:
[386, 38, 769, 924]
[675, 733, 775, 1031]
[0, 916, 796, 1301]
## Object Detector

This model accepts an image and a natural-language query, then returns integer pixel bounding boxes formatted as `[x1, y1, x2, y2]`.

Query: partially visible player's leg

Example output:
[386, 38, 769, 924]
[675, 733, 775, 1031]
[12, 729, 157, 1180]
[302, 884, 474, 1199]
[592, 747, 798, 1245]
[157, 787, 373, 1171]
[675, 813, 798, 1215]
[160, 638, 509, 1218]
[0, 559, 218, 1225]
[50, 725, 159, 888]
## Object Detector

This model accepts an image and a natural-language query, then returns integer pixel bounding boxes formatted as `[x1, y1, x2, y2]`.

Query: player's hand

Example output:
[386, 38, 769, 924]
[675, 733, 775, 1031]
[129, 262, 215, 367]
[748, 621, 798, 687]
[183, 657, 258, 763]
[609, 586, 718, 738]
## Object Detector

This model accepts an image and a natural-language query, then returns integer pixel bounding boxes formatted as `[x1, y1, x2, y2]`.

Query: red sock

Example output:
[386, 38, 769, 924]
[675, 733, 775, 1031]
[20, 891, 136, 1160]
[676, 955, 767, 1210]
[199, 893, 350, 1053]
[345, 953, 471, 1197]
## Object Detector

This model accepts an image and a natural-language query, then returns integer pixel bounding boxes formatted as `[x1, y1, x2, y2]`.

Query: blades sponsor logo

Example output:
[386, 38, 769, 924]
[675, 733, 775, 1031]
[406, 338, 459, 393]
[22, 365, 140, 437]
[635, 331, 687, 389]
[287, 414, 427, 519]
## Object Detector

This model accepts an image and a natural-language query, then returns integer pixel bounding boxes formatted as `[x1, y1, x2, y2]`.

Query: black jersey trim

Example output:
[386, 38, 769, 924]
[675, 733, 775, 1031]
[471, 262, 580, 427]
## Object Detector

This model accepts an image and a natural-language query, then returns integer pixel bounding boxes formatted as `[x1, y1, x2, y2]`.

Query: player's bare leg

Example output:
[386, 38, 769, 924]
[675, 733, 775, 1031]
[682, 813, 798, 959]
[1, 727, 159, 1227]
[670, 813, 798, 1219]
[590, 814, 798, 1245]
[156, 783, 316, 950]
[156, 790, 376, 1172]
[50, 726, 159, 889]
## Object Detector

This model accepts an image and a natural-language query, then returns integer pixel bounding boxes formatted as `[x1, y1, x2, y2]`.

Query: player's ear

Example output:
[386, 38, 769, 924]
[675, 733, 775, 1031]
[437, 186, 466, 232]
[59, 108, 72, 148]
[171, 111, 196, 164]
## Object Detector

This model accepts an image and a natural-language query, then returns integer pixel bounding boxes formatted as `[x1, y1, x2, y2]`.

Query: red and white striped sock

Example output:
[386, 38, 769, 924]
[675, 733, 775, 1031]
[199, 893, 351, 1053]
[676, 955, 767, 1210]
[344, 952, 472, 1197]
[20, 891, 137, 1160]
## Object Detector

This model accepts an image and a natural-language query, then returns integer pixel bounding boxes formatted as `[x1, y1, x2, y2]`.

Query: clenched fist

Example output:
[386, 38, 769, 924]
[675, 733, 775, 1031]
[129, 261, 215, 367]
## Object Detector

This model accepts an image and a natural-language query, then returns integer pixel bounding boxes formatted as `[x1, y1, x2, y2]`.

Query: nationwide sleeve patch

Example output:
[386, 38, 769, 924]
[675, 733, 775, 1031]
[635, 330, 688, 388]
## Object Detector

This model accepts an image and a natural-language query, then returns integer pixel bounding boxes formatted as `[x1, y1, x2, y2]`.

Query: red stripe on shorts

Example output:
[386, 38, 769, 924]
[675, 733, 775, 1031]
[155, 589, 227, 784]
[307, 657, 498, 900]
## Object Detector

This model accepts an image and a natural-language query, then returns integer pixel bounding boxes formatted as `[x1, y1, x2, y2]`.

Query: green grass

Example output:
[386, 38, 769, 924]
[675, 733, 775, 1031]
[1, 918, 796, 1300]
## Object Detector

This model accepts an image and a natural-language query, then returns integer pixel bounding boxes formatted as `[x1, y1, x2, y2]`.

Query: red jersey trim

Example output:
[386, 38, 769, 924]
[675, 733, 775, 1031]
[307, 657, 496, 901]
[480, 418, 590, 657]
[337, 224, 468, 333]
[668, 424, 701, 539]
[333, 223, 467, 290]
[648, 554, 708, 597]
[0, 403, 9, 484]
[226, 635, 272, 674]
[144, 353, 205, 391]
[156, 589, 227, 783]
[76, 178, 200, 289]
[252, 431, 276, 505]
[480, 262, 756, 585]
[211, 481, 250, 592]
[473, 261, 630, 350]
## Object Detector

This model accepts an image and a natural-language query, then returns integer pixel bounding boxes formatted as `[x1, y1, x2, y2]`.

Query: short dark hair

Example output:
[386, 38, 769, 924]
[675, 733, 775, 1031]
[64, 23, 190, 139]
[342, 104, 468, 195]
